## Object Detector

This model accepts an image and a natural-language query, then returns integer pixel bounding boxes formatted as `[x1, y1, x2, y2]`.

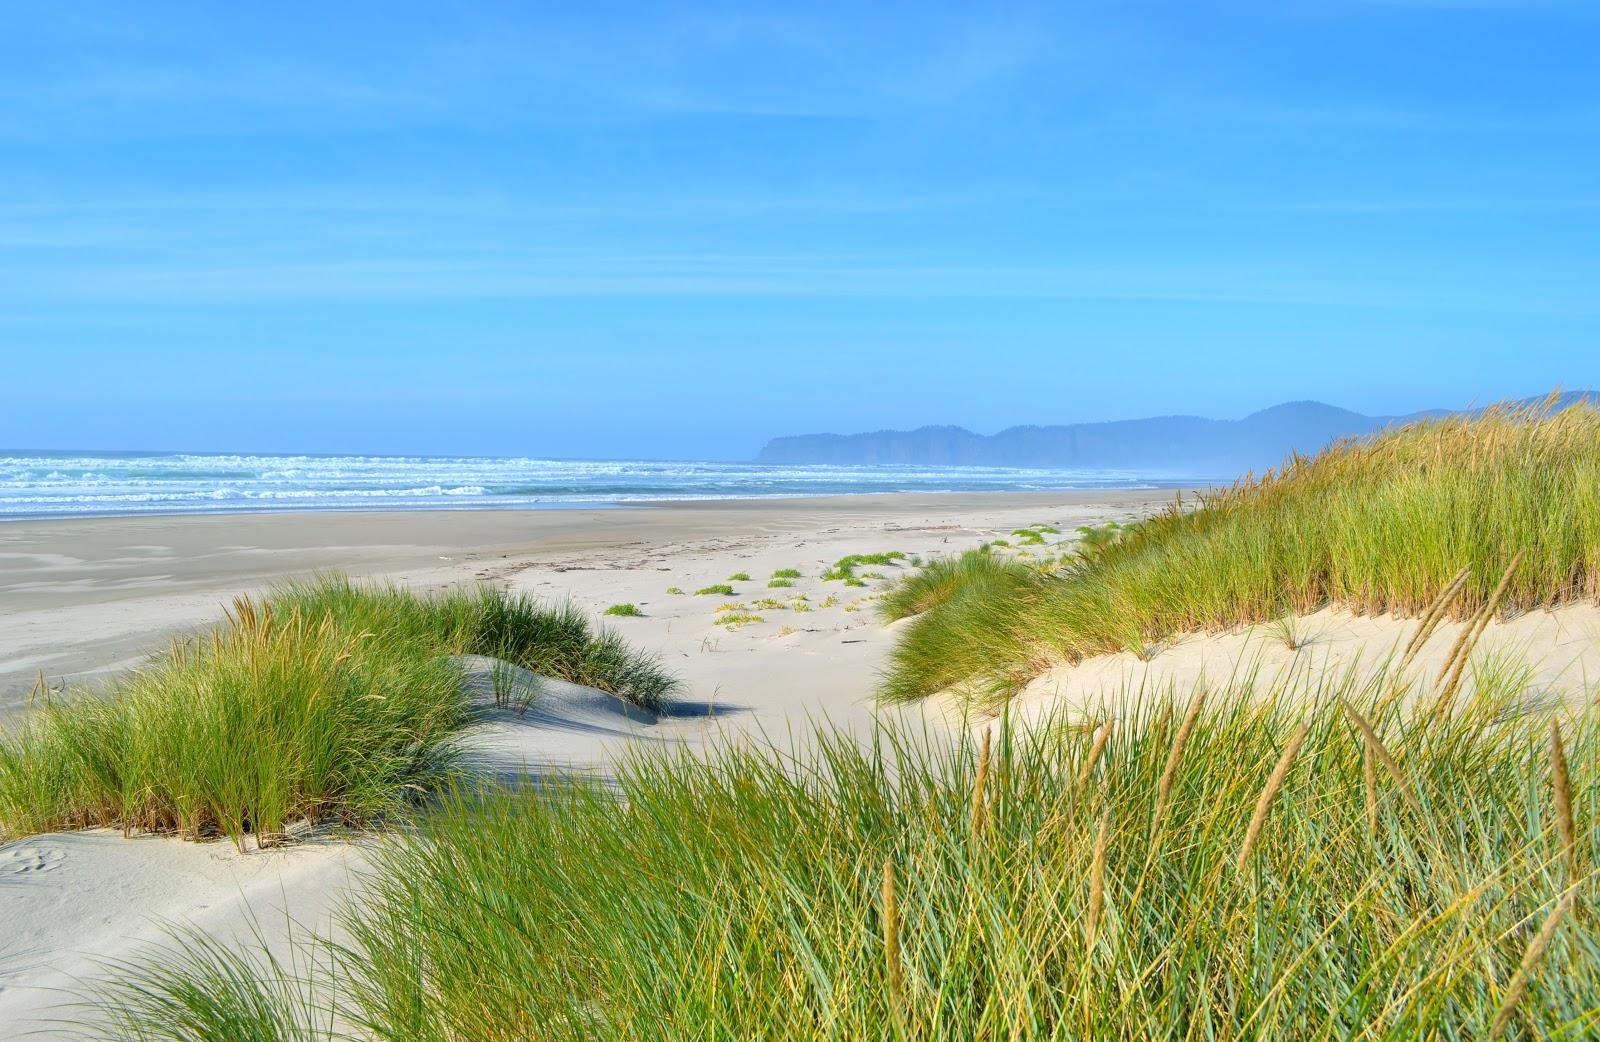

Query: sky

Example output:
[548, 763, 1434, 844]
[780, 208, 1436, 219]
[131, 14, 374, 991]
[3, 1, 1598, 459]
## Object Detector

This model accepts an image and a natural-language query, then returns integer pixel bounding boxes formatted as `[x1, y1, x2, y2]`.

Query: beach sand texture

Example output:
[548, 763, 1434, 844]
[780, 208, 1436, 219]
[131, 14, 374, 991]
[0, 491, 1162, 1035]
[3, 489, 1596, 1037]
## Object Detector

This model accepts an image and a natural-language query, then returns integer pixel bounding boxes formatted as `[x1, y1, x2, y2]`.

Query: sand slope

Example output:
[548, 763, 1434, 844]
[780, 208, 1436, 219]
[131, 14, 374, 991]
[1007, 603, 1600, 731]
[2, 493, 1155, 1036]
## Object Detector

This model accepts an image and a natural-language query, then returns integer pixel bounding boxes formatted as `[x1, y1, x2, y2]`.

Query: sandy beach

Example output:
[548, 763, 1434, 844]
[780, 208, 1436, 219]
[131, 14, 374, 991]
[0, 489, 1173, 1035]
[0, 492, 1173, 712]
[5, 483, 1598, 1037]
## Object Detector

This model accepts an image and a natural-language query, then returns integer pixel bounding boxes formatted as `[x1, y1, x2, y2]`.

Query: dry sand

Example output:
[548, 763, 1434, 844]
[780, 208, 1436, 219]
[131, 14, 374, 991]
[0, 490, 1165, 1036]
[1007, 603, 1600, 732]
[5, 490, 1594, 1037]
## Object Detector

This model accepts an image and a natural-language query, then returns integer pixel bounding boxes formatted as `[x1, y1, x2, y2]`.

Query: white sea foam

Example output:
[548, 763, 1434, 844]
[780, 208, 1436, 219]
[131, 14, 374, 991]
[0, 451, 1193, 518]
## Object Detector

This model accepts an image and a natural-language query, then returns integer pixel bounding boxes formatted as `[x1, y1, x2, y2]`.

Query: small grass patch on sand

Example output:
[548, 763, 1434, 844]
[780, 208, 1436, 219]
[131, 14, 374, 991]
[602, 603, 644, 618]
[715, 612, 764, 629]
[772, 568, 803, 579]
[767, 578, 795, 589]
[665, 586, 685, 595]
[822, 552, 906, 582]
[728, 572, 751, 582]
[695, 584, 736, 597]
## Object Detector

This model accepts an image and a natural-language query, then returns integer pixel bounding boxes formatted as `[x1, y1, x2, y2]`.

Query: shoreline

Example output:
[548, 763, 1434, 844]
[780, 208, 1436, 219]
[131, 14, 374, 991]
[0, 483, 1201, 525]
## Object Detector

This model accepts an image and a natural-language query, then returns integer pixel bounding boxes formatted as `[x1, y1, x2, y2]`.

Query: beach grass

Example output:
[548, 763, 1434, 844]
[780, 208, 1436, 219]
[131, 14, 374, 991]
[695, 584, 736, 597]
[822, 551, 906, 582]
[0, 578, 673, 846]
[602, 602, 644, 617]
[728, 572, 751, 582]
[884, 398, 1600, 702]
[92, 663, 1600, 1039]
[772, 568, 803, 579]
[267, 579, 674, 708]
[878, 548, 1036, 624]
[767, 577, 795, 588]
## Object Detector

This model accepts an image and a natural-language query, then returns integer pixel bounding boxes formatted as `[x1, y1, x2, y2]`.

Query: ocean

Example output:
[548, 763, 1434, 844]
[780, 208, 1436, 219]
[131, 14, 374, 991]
[0, 451, 1203, 519]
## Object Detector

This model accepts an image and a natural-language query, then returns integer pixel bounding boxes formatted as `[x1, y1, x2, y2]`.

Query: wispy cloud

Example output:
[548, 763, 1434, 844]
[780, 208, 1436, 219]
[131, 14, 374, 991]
[2, 252, 1594, 320]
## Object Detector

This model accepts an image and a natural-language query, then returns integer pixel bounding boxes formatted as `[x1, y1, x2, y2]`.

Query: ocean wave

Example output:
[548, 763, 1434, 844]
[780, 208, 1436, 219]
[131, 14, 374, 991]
[0, 450, 1197, 518]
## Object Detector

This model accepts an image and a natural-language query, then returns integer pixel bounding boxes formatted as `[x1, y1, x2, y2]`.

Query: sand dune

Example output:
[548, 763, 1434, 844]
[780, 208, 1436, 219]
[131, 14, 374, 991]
[1006, 603, 1600, 731]
[0, 491, 1166, 1036]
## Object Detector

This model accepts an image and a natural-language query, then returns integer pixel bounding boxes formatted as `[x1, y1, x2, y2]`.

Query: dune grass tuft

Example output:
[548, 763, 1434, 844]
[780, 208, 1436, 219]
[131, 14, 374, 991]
[0, 578, 674, 845]
[92, 664, 1600, 1039]
[267, 578, 674, 709]
[772, 568, 803, 579]
[822, 551, 906, 582]
[728, 572, 751, 582]
[695, 584, 736, 597]
[885, 398, 1600, 701]
[878, 549, 1036, 624]
[767, 578, 795, 589]
[602, 603, 644, 618]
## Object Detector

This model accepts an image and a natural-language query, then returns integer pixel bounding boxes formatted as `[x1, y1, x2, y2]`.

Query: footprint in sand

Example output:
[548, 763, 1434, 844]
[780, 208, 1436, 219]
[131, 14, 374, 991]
[1, 845, 66, 877]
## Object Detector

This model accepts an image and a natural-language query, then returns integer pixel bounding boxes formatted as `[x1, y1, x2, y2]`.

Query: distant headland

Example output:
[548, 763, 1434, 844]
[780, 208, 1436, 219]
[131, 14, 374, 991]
[756, 394, 1592, 471]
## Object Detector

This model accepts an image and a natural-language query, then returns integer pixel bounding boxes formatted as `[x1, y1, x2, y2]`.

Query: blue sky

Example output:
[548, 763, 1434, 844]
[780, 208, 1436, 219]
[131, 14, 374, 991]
[3, 1, 1597, 459]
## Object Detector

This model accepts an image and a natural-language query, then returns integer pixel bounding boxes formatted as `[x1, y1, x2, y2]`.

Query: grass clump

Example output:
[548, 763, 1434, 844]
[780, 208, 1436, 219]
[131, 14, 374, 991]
[767, 578, 795, 589]
[95, 668, 1600, 1039]
[887, 398, 1600, 701]
[728, 572, 751, 582]
[879, 549, 1036, 624]
[665, 586, 685, 595]
[1011, 528, 1046, 545]
[772, 568, 803, 579]
[0, 578, 674, 846]
[695, 584, 736, 597]
[751, 598, 787, 611]
[268, 578, 673, 710]
[822, 551, 906, 581]
[602, 603, 644, 618]
[1074, 520, 1126, 559]
[715, 612, 765, 629]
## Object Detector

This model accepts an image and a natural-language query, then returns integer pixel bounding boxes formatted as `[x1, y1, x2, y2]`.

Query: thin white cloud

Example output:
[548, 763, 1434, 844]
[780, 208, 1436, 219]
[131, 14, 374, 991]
[2, 254, 1595, 319]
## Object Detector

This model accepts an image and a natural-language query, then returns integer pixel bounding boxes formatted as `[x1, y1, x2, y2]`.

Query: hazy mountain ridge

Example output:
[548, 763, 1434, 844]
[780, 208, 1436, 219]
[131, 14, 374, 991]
[756, 395, 1588, 471]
